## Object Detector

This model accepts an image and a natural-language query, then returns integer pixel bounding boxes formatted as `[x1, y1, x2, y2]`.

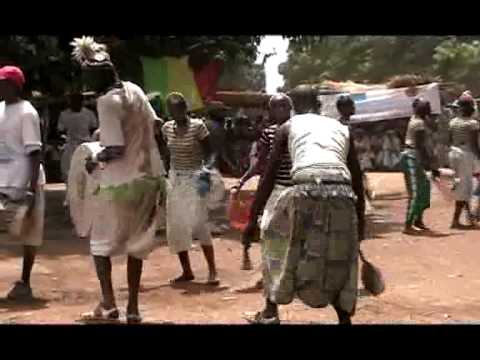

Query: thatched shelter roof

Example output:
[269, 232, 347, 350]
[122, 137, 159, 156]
[319, 80, 386, 93]
[386, 74, 439, 89]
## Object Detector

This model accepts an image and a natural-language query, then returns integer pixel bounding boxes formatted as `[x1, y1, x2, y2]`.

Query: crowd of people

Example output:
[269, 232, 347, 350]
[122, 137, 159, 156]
[0, 36, 479, 325]
[399, 92, 480, 234]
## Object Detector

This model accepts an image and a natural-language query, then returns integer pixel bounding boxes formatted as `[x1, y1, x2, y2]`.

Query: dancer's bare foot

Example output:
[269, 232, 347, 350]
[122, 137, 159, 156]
[450, 223, 474, 230]
[207, 272, 220, 286]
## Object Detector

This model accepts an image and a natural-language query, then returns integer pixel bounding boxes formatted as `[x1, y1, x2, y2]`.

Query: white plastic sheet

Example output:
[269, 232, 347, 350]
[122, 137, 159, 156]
[319, 83, 442, 123]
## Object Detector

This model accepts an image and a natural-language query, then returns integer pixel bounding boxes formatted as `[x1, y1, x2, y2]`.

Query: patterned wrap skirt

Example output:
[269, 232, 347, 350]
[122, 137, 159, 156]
[260, 181, 359, 315]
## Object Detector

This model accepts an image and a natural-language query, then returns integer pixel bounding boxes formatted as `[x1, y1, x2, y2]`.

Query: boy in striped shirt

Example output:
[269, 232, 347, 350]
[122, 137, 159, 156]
[162, 92, 219, 285]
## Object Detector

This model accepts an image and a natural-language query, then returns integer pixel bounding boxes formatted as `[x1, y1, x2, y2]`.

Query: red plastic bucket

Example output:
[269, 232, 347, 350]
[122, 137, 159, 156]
[228, 192, 255, 231]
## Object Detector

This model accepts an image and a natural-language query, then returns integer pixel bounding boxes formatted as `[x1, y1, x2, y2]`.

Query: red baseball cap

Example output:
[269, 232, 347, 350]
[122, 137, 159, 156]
[0, 66, 25, 89]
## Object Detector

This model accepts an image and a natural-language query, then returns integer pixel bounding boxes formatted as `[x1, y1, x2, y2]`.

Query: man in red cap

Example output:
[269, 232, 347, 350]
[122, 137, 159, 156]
[0, 65, 46, 301]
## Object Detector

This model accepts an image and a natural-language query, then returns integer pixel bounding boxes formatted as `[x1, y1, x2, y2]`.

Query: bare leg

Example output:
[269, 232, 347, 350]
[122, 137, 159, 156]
[6, 245, 37, 300]
[93, 255, 117, 310]
[465, 201, 476, 225]
[451, 201, 466, 228]
[262, 298, 279, 319]
[241, 246, 253, 270]
[126, 256, 143, 322]
[171, 251, 195, 283]
[403, 194, 419, 234]
[201, 245, 219, 284]
[21, 245, 37, 286]
[333, 304, 352, 325]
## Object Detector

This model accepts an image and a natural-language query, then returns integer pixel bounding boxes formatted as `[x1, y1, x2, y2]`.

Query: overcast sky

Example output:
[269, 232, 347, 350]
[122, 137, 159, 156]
[255, 36, 289, 94]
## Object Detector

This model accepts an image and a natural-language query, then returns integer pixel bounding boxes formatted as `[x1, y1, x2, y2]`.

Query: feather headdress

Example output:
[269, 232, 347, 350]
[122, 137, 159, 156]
[70, 36, 111, 67]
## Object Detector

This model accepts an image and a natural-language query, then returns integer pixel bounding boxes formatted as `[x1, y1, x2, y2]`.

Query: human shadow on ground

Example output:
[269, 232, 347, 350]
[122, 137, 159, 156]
[0, 297, 49, 313]
[169, 281, 229, 296]
[118, 284, 170, 294]
[419, 230, 455, 238]
[365, 214, 404, 240]
[401, 230, 458, 239]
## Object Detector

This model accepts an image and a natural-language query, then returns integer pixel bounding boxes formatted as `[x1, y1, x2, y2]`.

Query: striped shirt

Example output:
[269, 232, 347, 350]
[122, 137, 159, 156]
[162, 118, 209, 171]
[259, 124, 293, 186]
[449, 116, 479, 149]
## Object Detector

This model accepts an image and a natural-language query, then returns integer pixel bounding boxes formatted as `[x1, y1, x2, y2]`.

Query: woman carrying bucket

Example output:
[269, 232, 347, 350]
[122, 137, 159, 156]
[230, 94, 294, 271]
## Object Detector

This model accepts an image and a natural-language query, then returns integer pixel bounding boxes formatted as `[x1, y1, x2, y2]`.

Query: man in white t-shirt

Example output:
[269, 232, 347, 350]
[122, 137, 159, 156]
[57, 92, 98, 184]
[0, 66, 46, 301]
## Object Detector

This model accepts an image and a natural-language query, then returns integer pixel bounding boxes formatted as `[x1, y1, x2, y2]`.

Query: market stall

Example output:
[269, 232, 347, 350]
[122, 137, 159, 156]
[317, 81, 446, 171]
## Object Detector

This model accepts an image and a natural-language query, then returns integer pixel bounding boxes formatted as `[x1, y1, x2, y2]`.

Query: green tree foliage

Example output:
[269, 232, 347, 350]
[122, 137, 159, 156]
[280, 36, 480, 94]
[433, 38, 480, 92]
[218, 63, 265, 91]
[0, 36, 74, 95]
[0, 35, 263, 95]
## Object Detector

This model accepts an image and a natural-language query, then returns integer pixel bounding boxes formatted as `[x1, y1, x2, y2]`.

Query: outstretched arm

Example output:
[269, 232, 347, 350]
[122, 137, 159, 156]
[236, 139, 269, 190]
[155, 121, 170, 174]
[96, 146, 125, 162]
[415, 129, 440, 179]
[248, 123, 289, 225]
[471, 128, 480, 159]
[415, 130, 431, 171]
[200, 136, 217, 170]
[347, 137, 366, 241]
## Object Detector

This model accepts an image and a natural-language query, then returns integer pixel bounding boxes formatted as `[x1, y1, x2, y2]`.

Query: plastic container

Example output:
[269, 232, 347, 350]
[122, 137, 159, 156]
[196, 171, 211, 197]
[228, 191, 255, 231]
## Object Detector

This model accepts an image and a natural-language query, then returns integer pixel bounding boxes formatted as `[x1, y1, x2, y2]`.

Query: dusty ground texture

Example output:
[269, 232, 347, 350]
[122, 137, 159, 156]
[0, 173, 479, 324]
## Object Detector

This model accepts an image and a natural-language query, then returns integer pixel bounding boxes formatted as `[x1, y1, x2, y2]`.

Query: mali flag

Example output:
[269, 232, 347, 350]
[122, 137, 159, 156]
[142, 56, 204, 111]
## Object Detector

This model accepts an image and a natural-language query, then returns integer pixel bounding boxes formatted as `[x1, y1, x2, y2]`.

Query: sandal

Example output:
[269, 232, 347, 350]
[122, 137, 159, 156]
[126, 313, 143, 324]
[244, 311, 280, 325]
[402, 227, 421, 235]
[414, 222, 430, 231]
[169, 274, 195, 285]
[79, 304, 120, 324]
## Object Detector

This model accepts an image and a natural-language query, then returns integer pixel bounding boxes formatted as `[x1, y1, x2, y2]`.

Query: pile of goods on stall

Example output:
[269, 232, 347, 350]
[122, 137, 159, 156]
[317, 77, 448, 171]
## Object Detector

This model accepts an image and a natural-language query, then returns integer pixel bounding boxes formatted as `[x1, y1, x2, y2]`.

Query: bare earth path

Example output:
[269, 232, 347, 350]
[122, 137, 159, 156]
[0, 173, 479, 324]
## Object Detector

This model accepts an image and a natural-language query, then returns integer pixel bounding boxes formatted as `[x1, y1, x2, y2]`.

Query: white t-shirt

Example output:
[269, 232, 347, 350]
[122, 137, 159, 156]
[288, 113, 351, 180]
[57, 107, 98, 144]
[97, 82, 164, 187]
[0, 100, 45, 196]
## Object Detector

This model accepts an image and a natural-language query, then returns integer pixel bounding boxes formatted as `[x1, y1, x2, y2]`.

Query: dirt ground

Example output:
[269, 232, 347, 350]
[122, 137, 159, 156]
[1, 173, 480, 324]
